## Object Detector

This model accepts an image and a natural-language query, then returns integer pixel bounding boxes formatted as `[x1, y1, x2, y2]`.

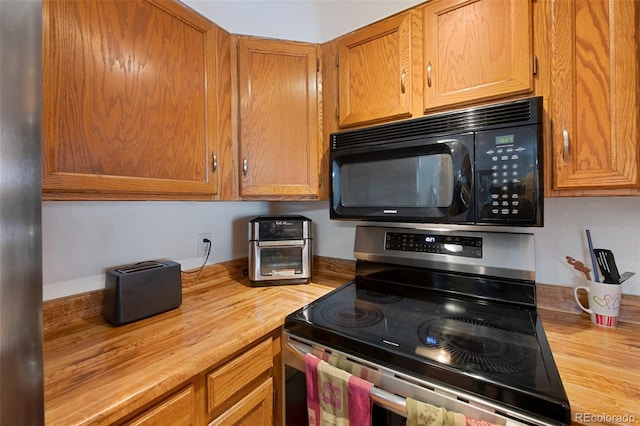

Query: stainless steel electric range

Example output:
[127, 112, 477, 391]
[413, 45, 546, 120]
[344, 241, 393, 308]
[283, 226, 570, 425]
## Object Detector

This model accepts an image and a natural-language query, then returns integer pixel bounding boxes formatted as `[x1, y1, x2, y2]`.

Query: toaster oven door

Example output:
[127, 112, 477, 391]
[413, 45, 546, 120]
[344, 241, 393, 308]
[249, 240, 311, 284]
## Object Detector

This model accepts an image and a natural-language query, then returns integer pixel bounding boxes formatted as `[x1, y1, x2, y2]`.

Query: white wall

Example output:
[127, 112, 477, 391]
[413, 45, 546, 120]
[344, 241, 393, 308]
[43, 197, 640, 301]
[181, 0, 424, 42]
[42, 201, 271, 300]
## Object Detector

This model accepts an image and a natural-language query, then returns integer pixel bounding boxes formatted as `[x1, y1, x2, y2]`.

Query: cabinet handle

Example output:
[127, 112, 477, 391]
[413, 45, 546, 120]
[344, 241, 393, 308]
[562, 128, 570, 160]
[242, 157, 248, 176]
[401, 68, 406, 94]
[426, 62, 432, 88]
[211, 152, 218, 172]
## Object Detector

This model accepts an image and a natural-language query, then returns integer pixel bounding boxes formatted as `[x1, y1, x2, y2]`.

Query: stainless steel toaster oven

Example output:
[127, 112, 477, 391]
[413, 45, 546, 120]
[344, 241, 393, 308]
[248, 215, 312, 285]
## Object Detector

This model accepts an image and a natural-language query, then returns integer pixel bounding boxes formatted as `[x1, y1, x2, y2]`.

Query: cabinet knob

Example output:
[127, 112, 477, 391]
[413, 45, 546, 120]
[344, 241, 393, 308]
[426, 62, 432, 88]
[401, 68, 406, 94]
[242, 157, 248, 177]
[562, 128, 570, 160]
[212, 152, 218, 173]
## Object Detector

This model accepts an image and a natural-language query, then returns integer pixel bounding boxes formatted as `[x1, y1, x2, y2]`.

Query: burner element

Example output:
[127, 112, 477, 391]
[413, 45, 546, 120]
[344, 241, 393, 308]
[417, 318, 537, 374]
[320, 300, 384, 328]
[355, 288, 403, 304]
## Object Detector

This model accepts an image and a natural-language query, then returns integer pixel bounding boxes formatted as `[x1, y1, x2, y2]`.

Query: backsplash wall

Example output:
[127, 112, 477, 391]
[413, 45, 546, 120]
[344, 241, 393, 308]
[42, 201, 272, 300]
[272, 197, 640, 296]
[42, 197, 640, 300]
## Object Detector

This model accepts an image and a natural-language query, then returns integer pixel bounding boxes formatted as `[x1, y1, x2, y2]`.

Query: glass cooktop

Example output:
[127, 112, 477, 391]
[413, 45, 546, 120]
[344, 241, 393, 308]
[285, 277, 570, 424]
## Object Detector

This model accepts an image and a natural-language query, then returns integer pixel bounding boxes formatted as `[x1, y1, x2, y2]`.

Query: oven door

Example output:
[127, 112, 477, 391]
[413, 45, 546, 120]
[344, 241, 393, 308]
[248, 241, 311, 283]
[330, 134, 474, 223]
[282, 332, 551, 426]
[283, 336, 407, 426]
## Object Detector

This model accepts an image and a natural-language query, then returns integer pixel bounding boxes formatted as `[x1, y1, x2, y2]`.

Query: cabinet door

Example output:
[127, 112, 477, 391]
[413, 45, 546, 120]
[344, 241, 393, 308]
[238, 37, 320, 200]
[42, 0, 219, 200]
[337, 11, 416, 127]
[209, 379, 273, 426]
[422, 0, 533, 111]
[550, 0, 638, 191]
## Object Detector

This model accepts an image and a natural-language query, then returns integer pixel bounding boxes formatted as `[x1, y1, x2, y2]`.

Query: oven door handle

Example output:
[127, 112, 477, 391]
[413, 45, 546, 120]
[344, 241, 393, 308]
[257, 240, 306, 247]
[285, 338, 532, 425]
[285, 340, 409, 418]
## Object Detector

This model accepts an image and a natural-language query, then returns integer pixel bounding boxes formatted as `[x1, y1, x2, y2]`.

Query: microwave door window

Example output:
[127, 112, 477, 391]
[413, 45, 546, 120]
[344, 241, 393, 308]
[417, 155, 454, 207]
[341, 155, 454, 208]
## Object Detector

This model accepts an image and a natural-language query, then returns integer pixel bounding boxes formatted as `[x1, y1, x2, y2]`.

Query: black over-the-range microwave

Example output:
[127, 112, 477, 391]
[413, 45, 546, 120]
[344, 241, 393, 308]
[329, 96, 544, 226]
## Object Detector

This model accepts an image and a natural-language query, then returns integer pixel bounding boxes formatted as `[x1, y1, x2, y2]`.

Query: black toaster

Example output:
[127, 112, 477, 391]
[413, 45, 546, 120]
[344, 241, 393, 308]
[103, 260, 182, 326]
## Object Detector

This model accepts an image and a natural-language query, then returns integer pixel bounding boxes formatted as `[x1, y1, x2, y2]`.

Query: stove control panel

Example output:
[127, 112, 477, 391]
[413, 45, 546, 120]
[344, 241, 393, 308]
[385, 232, 482, 258]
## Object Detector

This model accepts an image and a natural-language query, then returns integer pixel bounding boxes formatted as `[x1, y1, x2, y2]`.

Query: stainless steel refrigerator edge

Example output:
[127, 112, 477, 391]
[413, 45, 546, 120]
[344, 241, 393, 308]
[0, 0, 45, 424]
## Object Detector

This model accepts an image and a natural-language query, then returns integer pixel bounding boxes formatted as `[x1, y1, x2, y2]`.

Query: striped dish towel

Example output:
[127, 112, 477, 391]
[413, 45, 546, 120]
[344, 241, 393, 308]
[305, 353, 374, 426]
[407, 398, 499, 426]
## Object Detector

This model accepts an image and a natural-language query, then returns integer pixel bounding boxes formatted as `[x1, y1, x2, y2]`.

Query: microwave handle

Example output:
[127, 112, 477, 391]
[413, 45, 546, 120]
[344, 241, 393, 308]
[438, 139, 473, 210]
[459, 184, 471, 208]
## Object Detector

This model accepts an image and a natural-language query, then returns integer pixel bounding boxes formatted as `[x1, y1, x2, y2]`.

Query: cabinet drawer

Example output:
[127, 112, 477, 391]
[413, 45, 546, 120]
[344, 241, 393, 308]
[208, 379, 273, 426]
[207, 338, 273, 413]
[125, 385, 194, 426]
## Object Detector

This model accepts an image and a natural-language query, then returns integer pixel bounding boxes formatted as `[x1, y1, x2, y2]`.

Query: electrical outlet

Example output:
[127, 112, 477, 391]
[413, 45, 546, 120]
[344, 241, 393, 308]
[197, 233, 212, 257]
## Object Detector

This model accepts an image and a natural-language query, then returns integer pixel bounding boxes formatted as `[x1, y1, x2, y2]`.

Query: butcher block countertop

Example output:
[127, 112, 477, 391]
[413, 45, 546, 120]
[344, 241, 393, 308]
[43, 258, 640, 426]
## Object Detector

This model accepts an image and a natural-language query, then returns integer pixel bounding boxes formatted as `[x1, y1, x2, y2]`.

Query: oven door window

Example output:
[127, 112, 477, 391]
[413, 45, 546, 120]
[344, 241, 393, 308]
[259, 247, 302, 276]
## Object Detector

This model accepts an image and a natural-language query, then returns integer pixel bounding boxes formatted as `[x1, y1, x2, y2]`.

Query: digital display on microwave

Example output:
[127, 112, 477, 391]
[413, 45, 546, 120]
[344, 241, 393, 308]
[495, 134, 515, 145]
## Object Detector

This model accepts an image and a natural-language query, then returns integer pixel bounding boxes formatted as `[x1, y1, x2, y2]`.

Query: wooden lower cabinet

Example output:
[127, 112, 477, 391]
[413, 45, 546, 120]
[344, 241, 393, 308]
[117, 337, 275, 426]
[125, 386, 195, 426]
[206, 337, 274, 425]
[209, 379, 273, 426]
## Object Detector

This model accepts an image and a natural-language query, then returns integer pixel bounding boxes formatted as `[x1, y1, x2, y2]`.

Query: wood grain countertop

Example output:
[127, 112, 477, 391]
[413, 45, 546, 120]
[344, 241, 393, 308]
[538, 309, 640, 425]
[44, 267, 343, 426]
[43, 259, 640, 426]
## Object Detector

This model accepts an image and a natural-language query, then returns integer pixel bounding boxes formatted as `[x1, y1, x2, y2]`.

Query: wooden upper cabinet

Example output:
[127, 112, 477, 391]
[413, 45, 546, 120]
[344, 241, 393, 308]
[337, 11, 417, 127]
[42, 0, 220, 200]
[422, 0, 533, 112]
[549, 0, 639, 192]
[237, 37, 320, 199]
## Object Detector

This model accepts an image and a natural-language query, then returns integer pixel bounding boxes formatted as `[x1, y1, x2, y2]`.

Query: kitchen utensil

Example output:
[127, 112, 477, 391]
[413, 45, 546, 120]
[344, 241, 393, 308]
[566, 256, 591, 280]
[586, 230, 600, 282]
[618, 272, 636, 283]
[594, 249, 620, 284]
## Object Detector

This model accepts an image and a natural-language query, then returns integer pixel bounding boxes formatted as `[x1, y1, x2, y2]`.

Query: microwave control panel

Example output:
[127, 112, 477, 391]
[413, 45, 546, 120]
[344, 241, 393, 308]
[385, 232, 482, 258]
[475, 124, 540, 224]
